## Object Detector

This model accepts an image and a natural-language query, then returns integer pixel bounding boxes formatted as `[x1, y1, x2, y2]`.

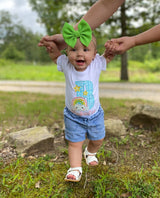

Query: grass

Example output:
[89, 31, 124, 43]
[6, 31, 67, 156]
[0, 61, 65, 81]
[0, 58, 160, 197]
[1, 58, 160, 83]
[0, 92, 160, 197]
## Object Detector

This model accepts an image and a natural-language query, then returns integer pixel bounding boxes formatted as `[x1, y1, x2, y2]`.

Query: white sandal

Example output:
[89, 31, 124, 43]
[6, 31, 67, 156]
[84, 147, 98, 166]
[64, 167, 82, 182]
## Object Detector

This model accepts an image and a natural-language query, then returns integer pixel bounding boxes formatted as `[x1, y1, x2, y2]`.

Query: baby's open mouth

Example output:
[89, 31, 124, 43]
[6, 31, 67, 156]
[77, 60, 85, 63]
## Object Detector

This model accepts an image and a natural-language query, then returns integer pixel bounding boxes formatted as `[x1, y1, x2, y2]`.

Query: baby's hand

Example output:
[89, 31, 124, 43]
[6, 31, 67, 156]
[38, 34, 66, 51]
[103, 41, 119, 63]
[104, 40, 119, 55]
[38, 35, 54, 52]
[38, 37, 61, 63]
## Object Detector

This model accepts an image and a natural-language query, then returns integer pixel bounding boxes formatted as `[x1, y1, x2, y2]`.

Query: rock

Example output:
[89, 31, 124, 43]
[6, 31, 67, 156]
[7, 126, 54, 156]
[104, 119, 127, 137]
[130, 104, 160, 130]
[53, 123, 60, 130]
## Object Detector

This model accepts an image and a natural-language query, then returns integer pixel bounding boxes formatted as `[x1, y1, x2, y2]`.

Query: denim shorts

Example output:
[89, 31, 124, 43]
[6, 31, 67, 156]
[64, 106, 105, 142]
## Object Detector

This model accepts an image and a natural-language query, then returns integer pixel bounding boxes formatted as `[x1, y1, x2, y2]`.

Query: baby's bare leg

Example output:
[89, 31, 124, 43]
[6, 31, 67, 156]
[87, 138, 104, 165]
[68, 140, 84, 167]
[88, 138, 104, 153]
[67, 140, 84, 180]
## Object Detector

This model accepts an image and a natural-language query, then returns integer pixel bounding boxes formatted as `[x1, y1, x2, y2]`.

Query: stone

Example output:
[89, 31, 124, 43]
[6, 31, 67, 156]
[7, 126, 54, 156]
[129, 104, 160, 130]
[104, 119, 127, 137]
[53, 123, 60, 130]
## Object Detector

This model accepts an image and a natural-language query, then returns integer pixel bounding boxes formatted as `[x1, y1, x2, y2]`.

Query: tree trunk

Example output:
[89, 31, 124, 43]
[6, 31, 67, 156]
[121, 52, 128, 81]
[120, 2, 129, 81]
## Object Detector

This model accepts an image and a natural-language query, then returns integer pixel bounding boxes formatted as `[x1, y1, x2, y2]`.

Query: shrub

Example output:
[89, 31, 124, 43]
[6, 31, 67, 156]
[145, 59, 160, 72]
[1, 43, 25, 61]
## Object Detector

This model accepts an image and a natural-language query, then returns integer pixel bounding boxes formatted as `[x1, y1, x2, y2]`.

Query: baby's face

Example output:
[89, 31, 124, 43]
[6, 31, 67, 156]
[67, 39, 96, 72]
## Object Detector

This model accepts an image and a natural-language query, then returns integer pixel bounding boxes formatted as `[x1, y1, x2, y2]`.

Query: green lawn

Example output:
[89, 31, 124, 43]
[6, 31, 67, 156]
[0, 59, 160, 83]
[0, 92, 160, 197]
[0, 59, 160, 197]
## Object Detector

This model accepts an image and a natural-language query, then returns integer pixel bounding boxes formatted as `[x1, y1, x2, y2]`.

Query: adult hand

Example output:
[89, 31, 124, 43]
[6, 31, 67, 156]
[38, 34, 67, 52]
[105, 36, 136, 55]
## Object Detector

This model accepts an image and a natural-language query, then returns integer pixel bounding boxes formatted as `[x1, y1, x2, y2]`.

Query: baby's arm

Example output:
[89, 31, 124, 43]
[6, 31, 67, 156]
[48, 42, 62, 64]
[38, 39, 61, 64]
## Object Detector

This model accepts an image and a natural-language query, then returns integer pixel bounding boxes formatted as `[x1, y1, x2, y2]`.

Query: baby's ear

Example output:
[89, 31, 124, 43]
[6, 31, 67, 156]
[93, 50, 97, 58]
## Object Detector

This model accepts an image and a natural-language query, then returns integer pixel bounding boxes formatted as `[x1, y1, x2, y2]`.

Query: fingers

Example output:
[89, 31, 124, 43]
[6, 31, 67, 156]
[110, 37, 123, 43]
[38, 35, 55, 46]
[109, 37, 133, 54]
[38, 37, 56, 53]
[104, 39, 123, 62]
[105, 40, 118, 55]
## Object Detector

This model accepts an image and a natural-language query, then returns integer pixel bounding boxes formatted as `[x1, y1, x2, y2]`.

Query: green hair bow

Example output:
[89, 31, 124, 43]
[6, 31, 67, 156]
[62, 19, 92, 48]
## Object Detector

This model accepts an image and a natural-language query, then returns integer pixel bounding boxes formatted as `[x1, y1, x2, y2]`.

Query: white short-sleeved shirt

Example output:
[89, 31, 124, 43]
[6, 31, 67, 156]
[57, 54, 106, 116]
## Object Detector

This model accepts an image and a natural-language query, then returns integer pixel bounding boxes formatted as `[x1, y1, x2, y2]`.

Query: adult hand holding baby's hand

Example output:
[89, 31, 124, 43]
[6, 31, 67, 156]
[38, 34, 66, 52]
[105, 36, 136, 55]
[103, 40, 120, 62]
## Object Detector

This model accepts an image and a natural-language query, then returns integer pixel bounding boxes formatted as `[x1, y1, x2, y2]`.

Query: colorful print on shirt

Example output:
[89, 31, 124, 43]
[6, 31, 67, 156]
[71, 80, 96, 116]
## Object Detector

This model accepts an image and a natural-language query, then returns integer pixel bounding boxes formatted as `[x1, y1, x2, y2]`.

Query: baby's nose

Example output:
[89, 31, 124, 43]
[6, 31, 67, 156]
[77, 50, 83, 56]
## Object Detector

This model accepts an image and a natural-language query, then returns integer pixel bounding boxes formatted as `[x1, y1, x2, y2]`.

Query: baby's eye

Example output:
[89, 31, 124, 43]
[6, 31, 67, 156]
[71, 48, 76, 51]
[84, 48, 89, 52]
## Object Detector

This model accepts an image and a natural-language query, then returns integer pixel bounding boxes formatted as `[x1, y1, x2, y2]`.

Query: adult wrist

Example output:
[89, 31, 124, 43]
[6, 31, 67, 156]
[131, 36, 137, 48]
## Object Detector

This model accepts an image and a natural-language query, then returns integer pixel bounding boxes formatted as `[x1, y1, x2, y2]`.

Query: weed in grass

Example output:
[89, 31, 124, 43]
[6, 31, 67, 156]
[130, 153, 134, 160]
[109, 137, 119, 149]
[92, 172, 122, 197]
[151, 161, 160, 179]
[123, 178, 155, 198]
[42, 154, 56, 161]
[124, 151, 127, 159]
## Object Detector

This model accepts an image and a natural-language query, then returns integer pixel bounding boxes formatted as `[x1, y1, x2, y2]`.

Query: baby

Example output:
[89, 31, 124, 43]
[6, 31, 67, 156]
[39, 19, 113, 182]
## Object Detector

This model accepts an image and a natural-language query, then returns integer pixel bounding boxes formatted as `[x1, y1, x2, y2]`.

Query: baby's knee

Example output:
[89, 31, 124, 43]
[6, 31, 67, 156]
[90, 138, 104, 146]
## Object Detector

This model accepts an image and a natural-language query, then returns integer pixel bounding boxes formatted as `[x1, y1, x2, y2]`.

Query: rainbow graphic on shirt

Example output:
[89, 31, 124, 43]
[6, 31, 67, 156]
[71, 97, 88, 112]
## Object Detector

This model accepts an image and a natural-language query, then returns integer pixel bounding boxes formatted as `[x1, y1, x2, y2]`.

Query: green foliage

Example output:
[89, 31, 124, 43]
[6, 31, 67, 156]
[0, 59, 12, 66]
[106, 0, 160, 37]
[124, 179, 155, 197]
[0, 11, 51, 63]
[29, 0, 69, 35]
[128, 59, 160, 73]
[1, 43, 25, 61]
[128, 43, 160, 62]
[145, 59, 160, 72]
[92, 170, 157, 197]
[92, 173, 121, 197]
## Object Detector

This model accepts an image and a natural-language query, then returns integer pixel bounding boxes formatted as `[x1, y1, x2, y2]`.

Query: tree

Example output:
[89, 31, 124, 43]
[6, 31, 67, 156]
[0, 11, 51, 62]
[1, 43, 25, 60]
[29, 0, 160, 79]
[105, 0, 160, 80]
[29, 0, 69, 35]
[120, 2, 128, 80]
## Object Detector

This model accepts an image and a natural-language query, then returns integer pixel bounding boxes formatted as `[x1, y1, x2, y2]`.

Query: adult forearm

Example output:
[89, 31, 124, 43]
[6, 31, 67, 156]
[134, 24, 160, 47]
[80, 0, 125, 30]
